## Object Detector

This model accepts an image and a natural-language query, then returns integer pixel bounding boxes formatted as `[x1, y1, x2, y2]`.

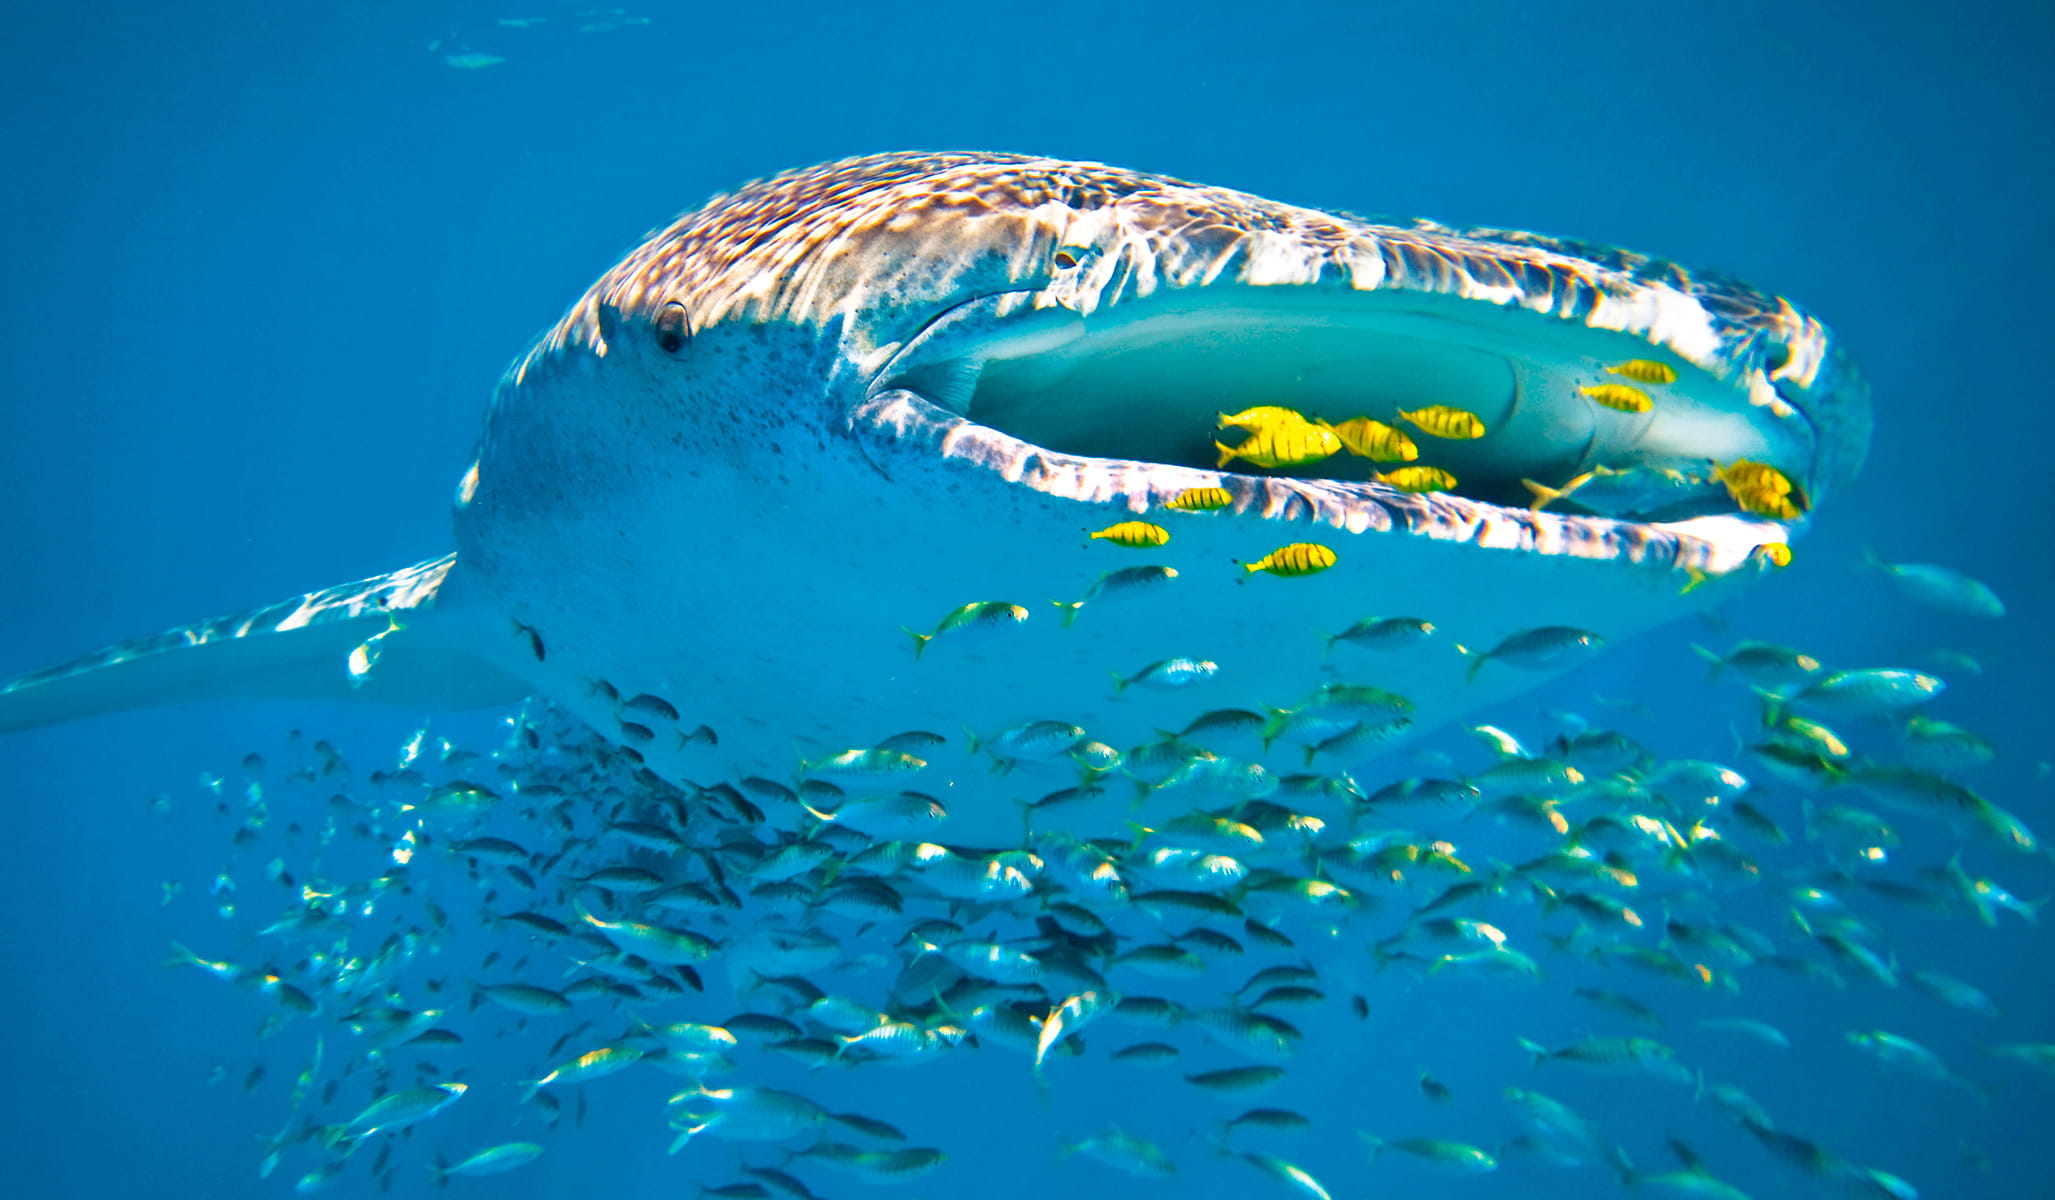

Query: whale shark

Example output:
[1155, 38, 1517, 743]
[0, 151, 1868, 846]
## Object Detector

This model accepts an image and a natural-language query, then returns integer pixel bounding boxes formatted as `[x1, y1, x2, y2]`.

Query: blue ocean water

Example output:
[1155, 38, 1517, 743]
[1, 2, 2049, 1198]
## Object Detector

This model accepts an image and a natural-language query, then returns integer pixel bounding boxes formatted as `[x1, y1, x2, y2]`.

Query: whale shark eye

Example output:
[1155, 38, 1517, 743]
[653, 302, 691, 354]
[1052, 250, 1080, 269]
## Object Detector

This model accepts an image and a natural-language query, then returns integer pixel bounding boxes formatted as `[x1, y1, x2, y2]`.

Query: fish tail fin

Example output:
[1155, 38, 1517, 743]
[1109, 671, 1129, 696]
[1691, 643, 1726, 682]
[1464, 648, 1487, 683]
[429, 1155, 450, 1188]
[903, 628, 932, 660]
[519, 1078, 546, 1104]
[1214, 442, 1236, 468]
[164, 941, 205, 970]
[1054, 600, 1084, 628]
[0, 554, 527, 736]
[1355, 1132, 1384, 1162]
[320, 1125, 359, 1157]
[1521, 478, 1562, 512]
[1607, 1145, 1637, 1185]
[1516, 1036, 1549, 1067]
[1856, 543, 1886, 573]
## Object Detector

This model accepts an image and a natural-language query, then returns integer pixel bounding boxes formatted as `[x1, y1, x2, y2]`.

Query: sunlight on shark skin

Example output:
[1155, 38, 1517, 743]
[0, 152, 1868, 846]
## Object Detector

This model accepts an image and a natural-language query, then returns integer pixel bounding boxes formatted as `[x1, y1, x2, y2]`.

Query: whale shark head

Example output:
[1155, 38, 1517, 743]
[1, 151, 1869, 847]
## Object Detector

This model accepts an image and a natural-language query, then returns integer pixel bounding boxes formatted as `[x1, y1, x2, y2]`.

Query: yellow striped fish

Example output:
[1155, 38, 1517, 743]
[1164, 487, 1233, 512]
[1216, 422, 1342, 470]
[1397, 406, 1486, 440]
[1606, 359, 1678, 384]
[1579, 383, 1654, 413]
[1217, 405, 1311, 431]
[1711, 459, 1806, 519]
[1323, 416, 1418, 462]
[1242, 543, 1337, 577]
[1372, 466, 1458, 493]
[1089, 520, 1171, 548]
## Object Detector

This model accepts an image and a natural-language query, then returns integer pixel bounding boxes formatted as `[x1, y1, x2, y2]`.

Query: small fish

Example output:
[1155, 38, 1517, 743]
[1176, 708, 1268, 743]
[968, 719, 1087, 766]
[1501, 1087, 1607, 1165]
[473, 982, 572, 1015]
[1242, 543, 1337, 577]
[429, 1143, 545, 1181]
[1859, 548, 2005, 617]
[1323, 416, 1418, 461]
[1693, 641, 1822, 688]
[904, 601, 1030, 660]
[1235, 1152, 1334, 1200]
[511, 620, 546, 661]
[1360, 1135, 1498, 1173]
[1418, 1071, 1451, 1103]
[1517, 1036, 1692, 1085]
[1224, 1108, 1314, 1135]
[1112, 657, 1218, 695]
[1606, 359, 1679, 384]
[1464, 626, 1606, 680]
[1111, 1041, 1181, 1065]
[876, 729, 946, 754]
[1218, 405, 1313, 430]
[1216, 420, 1342, 470]
[1580, 383, 1654, 413]
[522, 1045, 645, 1101]
[1323, 616, 1436, 656]
[1522, 464, 1713, 517]
[1902, 715, 1997, 772]
[1697, 1017, 1790, 1049]
[332, 1082, 468, 1149]
[622, 692, 680, 721]
[1787, 668, 1944, 717]
[1397, 405, 1487, 439]
[1165, 486, 1234, 511]
[1089, 520, 1171, 548]
[1372, 465, 1459, 493]
[1062, 1129, 1176, 1178]
[443, 52, 507, 70]
[1845, 1030, 1986, 1100]
[1056, 565, 1179, 626]
[1710, 458, 1806, 519]
[801, 747, 928, 777]
[1185, 1064, 1287, 1092]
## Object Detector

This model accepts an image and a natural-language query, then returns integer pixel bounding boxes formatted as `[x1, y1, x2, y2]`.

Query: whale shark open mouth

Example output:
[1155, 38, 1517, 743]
[869, 283, 1829, 568]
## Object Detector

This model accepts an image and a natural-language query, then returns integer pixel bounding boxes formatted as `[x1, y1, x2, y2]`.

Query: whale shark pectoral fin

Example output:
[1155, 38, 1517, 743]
[0, 553, 529, 735]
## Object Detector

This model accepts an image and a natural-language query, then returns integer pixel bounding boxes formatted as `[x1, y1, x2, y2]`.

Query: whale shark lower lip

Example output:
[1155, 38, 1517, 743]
[0, 151, 1870, 848]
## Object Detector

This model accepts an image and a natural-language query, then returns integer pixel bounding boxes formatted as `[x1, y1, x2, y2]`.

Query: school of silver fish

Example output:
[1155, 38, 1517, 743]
[157, 550, 2043, 1199]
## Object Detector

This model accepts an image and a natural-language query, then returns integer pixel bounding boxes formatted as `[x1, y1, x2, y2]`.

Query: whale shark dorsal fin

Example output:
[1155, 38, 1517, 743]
[0, 553, 528, 734]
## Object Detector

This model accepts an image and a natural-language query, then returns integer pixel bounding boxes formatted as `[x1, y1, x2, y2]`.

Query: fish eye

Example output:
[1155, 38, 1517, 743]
[653, 301, 691, 354]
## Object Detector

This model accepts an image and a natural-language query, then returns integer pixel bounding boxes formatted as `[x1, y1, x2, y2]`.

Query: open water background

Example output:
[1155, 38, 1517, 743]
[1, 3, 2050, 1198]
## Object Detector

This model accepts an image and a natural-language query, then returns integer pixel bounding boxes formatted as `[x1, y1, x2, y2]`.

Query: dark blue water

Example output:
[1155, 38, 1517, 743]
[2, 3, 2049, 1198]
